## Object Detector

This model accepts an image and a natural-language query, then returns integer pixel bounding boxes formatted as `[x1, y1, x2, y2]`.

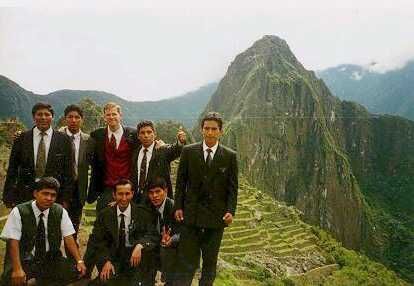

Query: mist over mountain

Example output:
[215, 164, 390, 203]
[318, 61, 414, 121]
[199, 35, 414, 281]
[0, 75, 217, 128]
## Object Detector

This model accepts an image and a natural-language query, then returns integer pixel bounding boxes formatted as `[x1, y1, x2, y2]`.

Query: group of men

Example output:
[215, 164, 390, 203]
[0, 101, 238, 286]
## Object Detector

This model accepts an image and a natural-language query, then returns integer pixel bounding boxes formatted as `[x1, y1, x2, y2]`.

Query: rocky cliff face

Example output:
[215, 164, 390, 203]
[201, 35, 414, 281]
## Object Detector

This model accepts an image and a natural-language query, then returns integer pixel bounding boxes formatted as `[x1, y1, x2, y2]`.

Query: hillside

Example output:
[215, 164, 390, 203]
[0, 75, 217, 128]
[317, 61, 414, 121]
[200, 35, 414, 282]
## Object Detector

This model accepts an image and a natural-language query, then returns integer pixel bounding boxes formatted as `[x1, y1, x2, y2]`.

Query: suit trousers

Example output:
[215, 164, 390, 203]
[67, 183, 83, 241]
[173, 225, 224, 286]
[90, 247, 152, 286]
[0, 254, 80, 286]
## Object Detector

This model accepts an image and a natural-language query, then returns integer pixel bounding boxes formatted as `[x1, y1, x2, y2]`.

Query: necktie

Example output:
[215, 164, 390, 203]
[118, 213, 126, 256]
[139, 148, 148, 191]
[35, 132, 47, 177]
[35, 213, 46, 260]
[157, 211, 163, 234]
[110, 134, 117, 151]
[206, 148, 213, 167]
[71, 135, 75, 141]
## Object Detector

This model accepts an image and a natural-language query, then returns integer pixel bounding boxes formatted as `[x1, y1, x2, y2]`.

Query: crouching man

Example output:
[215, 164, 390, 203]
[0, 177, 87, 286]
[146, 177, 181, 286]
[84, 178, 159, 286]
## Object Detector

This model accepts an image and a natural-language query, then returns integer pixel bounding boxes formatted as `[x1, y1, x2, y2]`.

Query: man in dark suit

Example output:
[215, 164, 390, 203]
[84, 179, 159, 286]
[2, 103, 75, 209]
[131, 120, 186, 203]
[59, 104, 91, 240]
[174, 112, 238, 286]
[146, 177, 181, 286]
[87, 102, 139, 212]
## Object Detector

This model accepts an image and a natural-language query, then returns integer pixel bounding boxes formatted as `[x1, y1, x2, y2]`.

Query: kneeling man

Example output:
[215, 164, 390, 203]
[146, 177, 181, 286]
[84, 178, 159, 286]
[0, 177, 86, 286]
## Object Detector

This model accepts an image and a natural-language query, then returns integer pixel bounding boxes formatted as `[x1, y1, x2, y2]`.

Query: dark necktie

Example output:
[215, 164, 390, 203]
[35, 132, 46, 177]
[206, 148, 213, 167]
[110, 134, 116, 151]
[71, 134, 75, 142]
[139, 148, 148, 191]
[157, 211, 163, 234]
[35, 213, 46, 260]
[118, 213, 126, 256]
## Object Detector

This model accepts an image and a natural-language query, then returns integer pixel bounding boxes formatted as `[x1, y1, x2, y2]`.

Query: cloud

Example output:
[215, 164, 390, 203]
[366, 46, 414, 73]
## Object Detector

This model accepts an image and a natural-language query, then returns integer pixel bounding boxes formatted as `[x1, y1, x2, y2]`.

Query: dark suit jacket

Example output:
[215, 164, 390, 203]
[175, 142, 238, 229]
[59, 127, 91, 206]
[147, 197, 180, 242]
[84, 202, 159, 268]
[3, 128, 75, 206]
[131, 142, 183, 202]
[87, 126, 139, 203]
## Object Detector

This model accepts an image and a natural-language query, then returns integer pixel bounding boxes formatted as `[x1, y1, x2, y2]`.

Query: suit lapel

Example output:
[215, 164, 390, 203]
[78, 132, 87, 168]
[209, 144, 223, 172]
[111, 207, 119, 247]
[197, 142, 206, 172]
[147, 147, 157, 179]
[45, 130, 57, 171]
[27, 129, 35, 170]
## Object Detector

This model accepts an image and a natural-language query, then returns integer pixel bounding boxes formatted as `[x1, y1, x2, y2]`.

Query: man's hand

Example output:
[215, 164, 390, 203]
[12, 130, 22, 141]
[130, 244, 143, 267]
[76, 261, 87, 277]
[175, 209, 184, 222]
[154, 139, 166, 150]
[161, 226, 172, 248]
[100, 261, 115, 282]
[177, 127, 186, 145]
[11, 267, 26, 286]
[107, 201, 116, 208]
[223, 212, 233, 225]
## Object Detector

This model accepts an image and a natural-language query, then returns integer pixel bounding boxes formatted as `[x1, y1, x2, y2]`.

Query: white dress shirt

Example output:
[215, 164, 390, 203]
[107, 126, 124, 149]
[203, 141, 218, 161]
[117, 204, 132, 247]
[137, 142, 155, 186]
[0, 200, 75, 255]
[156, 198, 167, 233]
[65, 129, 81, 169]
[33, 127, 53, 166]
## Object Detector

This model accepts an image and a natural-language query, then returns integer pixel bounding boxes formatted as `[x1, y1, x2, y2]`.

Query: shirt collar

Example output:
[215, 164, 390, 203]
[203, 141, 219, 154]
[65, 128, 81, 138]
[157, 197, 167, 215]
[34, 126, 53, 137]
[31, 200, 50, 218]
[142, 142, 155, 154]
[117, 203, 131, 218]
[107, 125, 123, 138]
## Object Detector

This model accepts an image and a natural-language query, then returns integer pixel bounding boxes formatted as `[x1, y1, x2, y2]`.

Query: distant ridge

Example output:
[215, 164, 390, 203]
[0, 75, 217, 128]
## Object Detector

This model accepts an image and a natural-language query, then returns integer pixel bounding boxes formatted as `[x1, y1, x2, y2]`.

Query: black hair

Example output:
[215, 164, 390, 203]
[64, 104, 84, 118]
[32, 102, 54, 117]
[136, 120, 155, 133]
[114, 178, 133, 192]
[147, 177, 168, 191]
[201, 112, 223, 130]
[35, 177, 60, 192]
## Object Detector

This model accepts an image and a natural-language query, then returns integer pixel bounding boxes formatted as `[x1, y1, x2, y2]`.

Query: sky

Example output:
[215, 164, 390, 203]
[1, 0, 413, 101]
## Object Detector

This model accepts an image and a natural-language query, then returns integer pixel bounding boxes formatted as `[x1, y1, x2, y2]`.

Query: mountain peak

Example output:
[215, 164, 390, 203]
[226, 35, 305, 79]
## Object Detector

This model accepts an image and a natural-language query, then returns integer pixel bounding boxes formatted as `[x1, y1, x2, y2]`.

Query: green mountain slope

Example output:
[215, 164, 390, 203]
[317, 62, 414, 121]
[0, 75, 217, 128]
[200, 35, 414, 282]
